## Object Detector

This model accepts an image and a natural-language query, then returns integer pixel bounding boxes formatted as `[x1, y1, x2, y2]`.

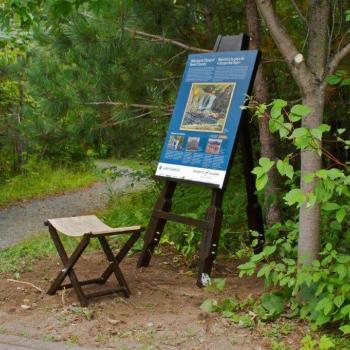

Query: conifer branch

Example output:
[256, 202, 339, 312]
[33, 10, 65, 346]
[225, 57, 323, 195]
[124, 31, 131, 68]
[125, 27, 211, 53]
[85, 101, 172, 111]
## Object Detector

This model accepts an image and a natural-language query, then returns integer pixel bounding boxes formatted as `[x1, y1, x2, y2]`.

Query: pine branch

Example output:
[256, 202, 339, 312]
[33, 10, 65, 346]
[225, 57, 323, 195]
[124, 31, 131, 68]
[85, 101, 172, 111]
[125, 27, 211, 53]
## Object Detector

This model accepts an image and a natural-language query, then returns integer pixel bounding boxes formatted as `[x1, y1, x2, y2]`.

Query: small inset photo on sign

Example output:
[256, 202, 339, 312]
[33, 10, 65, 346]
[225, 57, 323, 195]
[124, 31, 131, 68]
[180, 82, 235, 133]
[186, 137, 200, 151]
[167, 135, 184, 151]
[205, 138, 222, 154]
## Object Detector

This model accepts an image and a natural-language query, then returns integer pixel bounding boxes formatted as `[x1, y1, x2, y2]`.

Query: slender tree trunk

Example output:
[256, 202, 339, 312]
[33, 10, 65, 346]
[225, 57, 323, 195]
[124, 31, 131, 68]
[246, 0, 282, 225]
[254, 0, 338, 266]
[16, 80, 24, 173]
[298, 0, 329, 264]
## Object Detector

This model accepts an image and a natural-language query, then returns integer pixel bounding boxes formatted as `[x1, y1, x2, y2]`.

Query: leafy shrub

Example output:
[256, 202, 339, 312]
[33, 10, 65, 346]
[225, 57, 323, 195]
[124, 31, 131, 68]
[238, 99, 350, 332]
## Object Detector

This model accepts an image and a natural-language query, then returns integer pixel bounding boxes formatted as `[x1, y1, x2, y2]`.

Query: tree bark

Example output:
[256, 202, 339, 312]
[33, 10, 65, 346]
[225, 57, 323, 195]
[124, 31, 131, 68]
[246, 0, 282, 225]
[255, 0, 330, 265]
[298, 0, 329, 264]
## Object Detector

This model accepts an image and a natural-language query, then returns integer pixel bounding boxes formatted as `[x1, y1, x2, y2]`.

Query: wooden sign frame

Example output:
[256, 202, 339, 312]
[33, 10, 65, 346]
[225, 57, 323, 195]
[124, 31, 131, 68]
[137, 34, 264, 287]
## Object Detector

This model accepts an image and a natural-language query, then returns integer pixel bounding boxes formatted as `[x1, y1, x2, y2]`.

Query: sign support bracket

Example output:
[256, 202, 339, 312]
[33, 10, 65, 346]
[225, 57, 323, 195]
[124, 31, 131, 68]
[137, 34, 264, 287]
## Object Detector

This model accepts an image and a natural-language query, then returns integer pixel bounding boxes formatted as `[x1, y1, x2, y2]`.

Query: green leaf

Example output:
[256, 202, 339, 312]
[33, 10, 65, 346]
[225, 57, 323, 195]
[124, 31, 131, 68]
[336, 208, 346, 223]
[257, 264, 271, 278]
[279, 123, 292, 138]
[325, 75, 342, 85]
[238, 262, 256, 270]
[272, 99, 287, 109]
[304, 172, 314, 183]
[346, 9, 350, 21]
[318, 124, 331, 133]
[334, 295, 345, 308]
[200, 299, 218, 313]
[263, 245, 277, 257]
[260, 292, 285, 315]
[284, 188, 306, 207]
[316, 297, 332, 313]
[340, 325, 350, 335]
[252, 166, 265, 178]
[319, 335, 335, 350]
[292, 127, 308, 138]
[256, 173, 268, 191]
[334, 264, 348, 279]
[289, 113, 302, 122]
[290, 104, 312, 117]
[311, 128, 322, 140]
[322, 203, 340, 211]
[258, 157, 275, 172]
[341, 78, 350, 86]
[213, 278, 226, 291]
[340, 304, 350, 316]
[271, 105, 282, 119]
[276, 159, 294, 179]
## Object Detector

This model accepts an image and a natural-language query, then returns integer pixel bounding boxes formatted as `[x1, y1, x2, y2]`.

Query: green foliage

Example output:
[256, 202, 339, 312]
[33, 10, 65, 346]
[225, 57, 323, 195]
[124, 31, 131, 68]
[300, 335, 335, 350]
[0, 160, 96, 206]
[102, 160, 251, 257]
[200, 295, 255, 327]
[325, 70, 350, 87]
[0, 233, 75, 274]
[240, 99, 350, 331]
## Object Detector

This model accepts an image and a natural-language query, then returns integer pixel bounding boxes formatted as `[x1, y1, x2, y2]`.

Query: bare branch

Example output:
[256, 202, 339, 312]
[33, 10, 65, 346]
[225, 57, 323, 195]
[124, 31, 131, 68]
[125, 27, 211, 53]
[327, 41, 350, 76]
[7, 279, 43, 293]
[290, 0, 307, 25]
[255, 0, 314, 95]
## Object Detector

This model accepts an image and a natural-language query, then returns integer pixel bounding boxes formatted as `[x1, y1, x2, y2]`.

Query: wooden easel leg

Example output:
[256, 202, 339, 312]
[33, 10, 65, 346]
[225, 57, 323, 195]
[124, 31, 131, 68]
[197, 189, 223, 287]
[240, 114, 265, 251]
[137, 181, 177, 267]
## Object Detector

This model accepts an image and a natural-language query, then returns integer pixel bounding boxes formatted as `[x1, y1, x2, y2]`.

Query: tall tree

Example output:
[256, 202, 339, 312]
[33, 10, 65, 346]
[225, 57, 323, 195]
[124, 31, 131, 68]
[255, 0, 350, 264]
[246, 0, 281, 225]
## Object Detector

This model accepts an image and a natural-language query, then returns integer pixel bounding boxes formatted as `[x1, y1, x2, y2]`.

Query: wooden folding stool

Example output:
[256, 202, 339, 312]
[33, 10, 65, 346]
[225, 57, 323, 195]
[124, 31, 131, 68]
[45, 215, 143, 306]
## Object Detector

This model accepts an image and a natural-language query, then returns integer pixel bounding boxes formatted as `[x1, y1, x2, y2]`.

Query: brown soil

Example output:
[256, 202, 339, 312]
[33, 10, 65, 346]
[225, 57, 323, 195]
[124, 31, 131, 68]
[0, 250, 305, 349]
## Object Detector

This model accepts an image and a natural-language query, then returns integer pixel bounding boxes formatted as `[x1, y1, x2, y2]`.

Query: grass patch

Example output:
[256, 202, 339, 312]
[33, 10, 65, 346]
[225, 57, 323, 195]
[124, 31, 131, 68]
[0, 160, 248, 274]
[0, 233, 81, 274]
[0, 231, 105, 274]
[0, 161, 98, 207]
[0, 233, 55, 274]
[101, 168, 249, 256]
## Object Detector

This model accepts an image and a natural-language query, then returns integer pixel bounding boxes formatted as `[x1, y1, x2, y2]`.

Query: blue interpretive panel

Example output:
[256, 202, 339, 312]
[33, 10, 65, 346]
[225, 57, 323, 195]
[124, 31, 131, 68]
[156, 50, 259, 188]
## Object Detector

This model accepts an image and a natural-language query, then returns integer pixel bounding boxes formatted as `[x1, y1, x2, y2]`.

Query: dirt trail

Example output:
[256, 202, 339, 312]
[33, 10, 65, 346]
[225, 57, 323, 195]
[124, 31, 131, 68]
[0, 251, 304, 349]
[0, 162, 139, 250]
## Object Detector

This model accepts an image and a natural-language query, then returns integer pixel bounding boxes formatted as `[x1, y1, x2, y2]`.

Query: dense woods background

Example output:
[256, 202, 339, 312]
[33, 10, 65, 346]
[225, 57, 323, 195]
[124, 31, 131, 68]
[5, 0, 347, 172]
[2, 0, 350, 339]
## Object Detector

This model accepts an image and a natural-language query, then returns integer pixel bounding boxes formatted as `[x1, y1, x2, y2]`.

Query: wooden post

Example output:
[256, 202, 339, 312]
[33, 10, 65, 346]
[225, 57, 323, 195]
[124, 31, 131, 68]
[137, 181, 177, 267]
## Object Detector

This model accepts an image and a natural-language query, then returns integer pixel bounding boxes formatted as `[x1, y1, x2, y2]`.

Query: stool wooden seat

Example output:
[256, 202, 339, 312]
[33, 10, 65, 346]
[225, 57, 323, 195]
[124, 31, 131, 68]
[45, 215, 143, 306]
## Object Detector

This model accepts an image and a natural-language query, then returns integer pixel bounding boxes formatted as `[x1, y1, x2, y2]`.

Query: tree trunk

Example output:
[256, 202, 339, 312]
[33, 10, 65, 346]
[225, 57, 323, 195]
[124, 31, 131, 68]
[246, 0, 282, 225]
[15, 80, 24, 174]
[255, 0, 334, 265]
[298, 0, 329, 264]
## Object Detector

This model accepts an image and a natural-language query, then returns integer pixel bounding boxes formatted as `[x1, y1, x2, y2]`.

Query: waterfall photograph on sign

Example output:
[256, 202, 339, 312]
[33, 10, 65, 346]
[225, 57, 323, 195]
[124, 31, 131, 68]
[180, 82, 235, 133]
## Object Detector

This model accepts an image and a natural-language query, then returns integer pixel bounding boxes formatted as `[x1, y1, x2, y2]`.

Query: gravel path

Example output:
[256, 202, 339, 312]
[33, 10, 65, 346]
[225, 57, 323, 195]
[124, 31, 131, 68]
[0, 163, 138, 250]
